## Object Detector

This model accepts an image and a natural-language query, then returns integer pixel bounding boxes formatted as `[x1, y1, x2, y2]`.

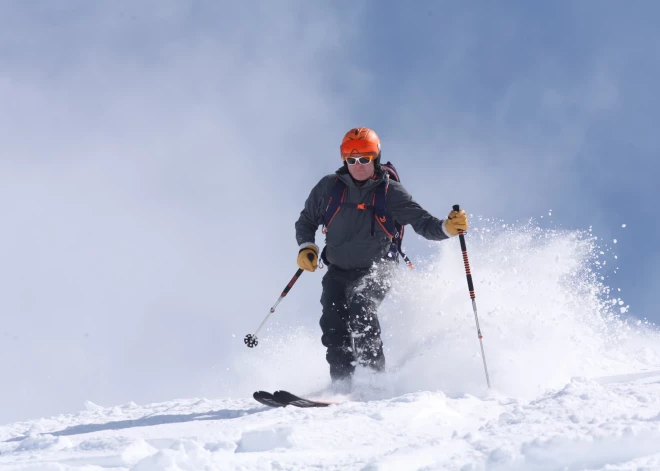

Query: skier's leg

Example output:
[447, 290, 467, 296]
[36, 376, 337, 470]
[346, 264, 393, 372]
[319, 267, 356, 382]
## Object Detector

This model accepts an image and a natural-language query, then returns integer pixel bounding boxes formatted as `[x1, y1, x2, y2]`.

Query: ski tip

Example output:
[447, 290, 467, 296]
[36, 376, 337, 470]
[253, 390, 287, 408]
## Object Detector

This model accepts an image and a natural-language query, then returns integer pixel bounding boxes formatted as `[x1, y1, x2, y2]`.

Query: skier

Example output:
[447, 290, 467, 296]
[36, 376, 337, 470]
[295, 127, 468, 389]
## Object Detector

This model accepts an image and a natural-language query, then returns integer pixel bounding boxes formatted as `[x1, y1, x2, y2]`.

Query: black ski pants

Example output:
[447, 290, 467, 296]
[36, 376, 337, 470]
[319, 263, 393, 381]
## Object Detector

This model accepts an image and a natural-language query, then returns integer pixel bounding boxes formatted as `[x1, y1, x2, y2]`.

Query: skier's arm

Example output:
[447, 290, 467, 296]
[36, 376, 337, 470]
[295, 176, 333, 251]
[387, 181, 452, 241]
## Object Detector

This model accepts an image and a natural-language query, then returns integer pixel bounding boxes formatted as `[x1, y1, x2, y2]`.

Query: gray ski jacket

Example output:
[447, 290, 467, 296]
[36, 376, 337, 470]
[295, 167, 450, 270]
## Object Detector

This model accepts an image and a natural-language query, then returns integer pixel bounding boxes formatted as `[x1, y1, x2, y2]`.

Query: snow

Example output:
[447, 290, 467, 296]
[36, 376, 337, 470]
[1, 223, 660, 470]
[2, 376, 660, 470]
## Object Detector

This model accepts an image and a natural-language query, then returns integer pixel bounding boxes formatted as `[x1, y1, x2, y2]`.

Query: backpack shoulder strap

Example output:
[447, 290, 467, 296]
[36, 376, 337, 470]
[322, 177, 347, 233]
[381, 162, 400, 182]
[372, 173, 396, 238]
[376, 165, 414, 269]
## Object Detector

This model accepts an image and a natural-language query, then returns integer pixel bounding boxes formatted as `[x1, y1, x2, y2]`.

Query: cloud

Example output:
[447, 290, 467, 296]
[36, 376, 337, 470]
[0, 0, 360, 423]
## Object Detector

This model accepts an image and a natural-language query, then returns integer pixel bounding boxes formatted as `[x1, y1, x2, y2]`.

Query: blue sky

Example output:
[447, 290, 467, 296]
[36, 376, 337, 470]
[0, 1, 658, 423]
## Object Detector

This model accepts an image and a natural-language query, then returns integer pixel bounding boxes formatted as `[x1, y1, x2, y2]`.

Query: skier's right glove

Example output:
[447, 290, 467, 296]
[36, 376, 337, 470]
[297, 244, 319, 272]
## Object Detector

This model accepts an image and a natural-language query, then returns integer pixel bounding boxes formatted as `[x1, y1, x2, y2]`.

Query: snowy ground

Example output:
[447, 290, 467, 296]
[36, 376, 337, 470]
[2, 224, 660, 470]
[1, 371, 660, 470]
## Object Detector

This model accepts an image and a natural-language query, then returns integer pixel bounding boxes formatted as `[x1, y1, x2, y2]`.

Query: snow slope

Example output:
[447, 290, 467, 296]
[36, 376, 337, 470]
[1, 374, 660, 470]
[2, 222, 660, 470]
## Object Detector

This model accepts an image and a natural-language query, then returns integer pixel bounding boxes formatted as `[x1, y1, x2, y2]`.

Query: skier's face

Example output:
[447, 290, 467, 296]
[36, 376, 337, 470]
[347, 158, 375, 181]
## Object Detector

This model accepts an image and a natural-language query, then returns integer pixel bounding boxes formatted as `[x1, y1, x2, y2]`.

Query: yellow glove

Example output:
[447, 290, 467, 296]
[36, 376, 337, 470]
[444, 209, 468, 236]
[297, 245, 319, 272]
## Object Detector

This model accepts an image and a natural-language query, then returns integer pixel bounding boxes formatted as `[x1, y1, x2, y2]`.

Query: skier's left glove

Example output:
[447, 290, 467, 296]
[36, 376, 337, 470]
[443, 208, 468, 236]
[297, 244, 319, 272]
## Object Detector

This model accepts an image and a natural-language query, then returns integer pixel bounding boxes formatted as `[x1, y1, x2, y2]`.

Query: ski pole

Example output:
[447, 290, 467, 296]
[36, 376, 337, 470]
[244, 253, 315, 348]
[452, 204, 491, 390]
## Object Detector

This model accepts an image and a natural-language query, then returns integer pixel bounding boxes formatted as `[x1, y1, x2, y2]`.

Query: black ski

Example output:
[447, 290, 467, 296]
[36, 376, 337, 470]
[253, 390, 338, 408]
[253, 390, 285, 408]
[273, 390, 336, 408]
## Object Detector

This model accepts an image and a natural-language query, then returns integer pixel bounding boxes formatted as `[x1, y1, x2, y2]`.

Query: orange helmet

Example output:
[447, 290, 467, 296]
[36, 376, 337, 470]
[340, 127, 381, 162]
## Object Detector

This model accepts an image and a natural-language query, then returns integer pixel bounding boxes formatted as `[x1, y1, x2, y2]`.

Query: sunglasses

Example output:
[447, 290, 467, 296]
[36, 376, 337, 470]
[345, 156, 374, 165]
[341, 152, 378, 165]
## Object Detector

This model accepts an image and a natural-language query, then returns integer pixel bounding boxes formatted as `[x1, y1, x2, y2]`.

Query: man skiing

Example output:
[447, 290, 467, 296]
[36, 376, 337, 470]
[295, 127, 468, 388]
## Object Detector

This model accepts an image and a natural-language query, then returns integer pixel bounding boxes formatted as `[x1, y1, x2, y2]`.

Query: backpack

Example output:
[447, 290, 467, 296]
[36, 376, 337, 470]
[321, 161, 413, 269]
